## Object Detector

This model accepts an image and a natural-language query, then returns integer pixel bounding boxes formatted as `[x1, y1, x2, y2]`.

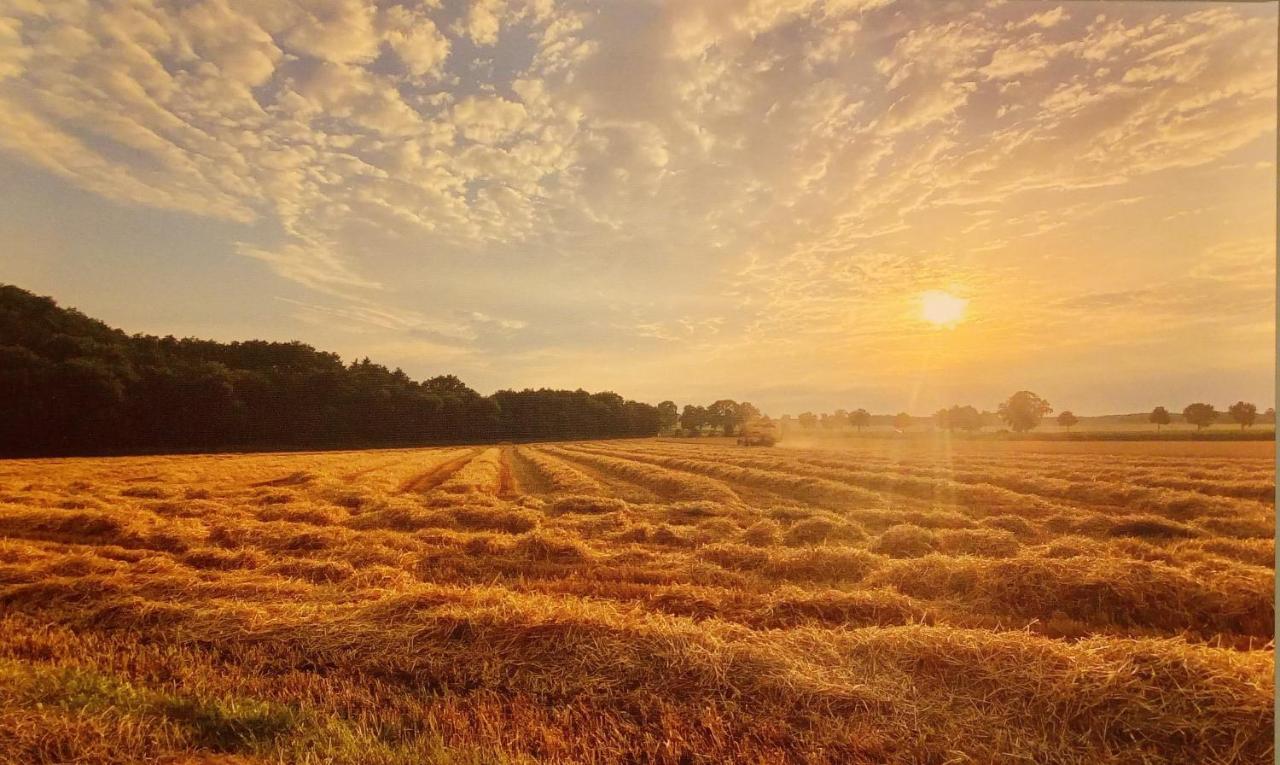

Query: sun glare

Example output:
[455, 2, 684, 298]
[920, 290, 968, 326]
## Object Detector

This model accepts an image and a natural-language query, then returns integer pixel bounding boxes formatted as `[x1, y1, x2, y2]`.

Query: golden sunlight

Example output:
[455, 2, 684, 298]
[920, 290, 968, 326]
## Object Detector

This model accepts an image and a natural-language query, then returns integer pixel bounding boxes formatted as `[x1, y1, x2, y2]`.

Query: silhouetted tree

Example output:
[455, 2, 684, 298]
[797, 412, 817, 429]
[1182, 402, 1217, 431]
[893, 412, 911, 430]
[1149, 406, 1171, 432]
[1056, 411, 1078, 431]
[848, 409, 871, 432]
[997, 391, 1052, 433]
[1228, 401, 1257, 430]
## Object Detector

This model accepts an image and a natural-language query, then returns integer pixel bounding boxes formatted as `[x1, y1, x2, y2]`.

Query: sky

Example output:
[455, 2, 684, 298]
[0, 0, 1275, 416]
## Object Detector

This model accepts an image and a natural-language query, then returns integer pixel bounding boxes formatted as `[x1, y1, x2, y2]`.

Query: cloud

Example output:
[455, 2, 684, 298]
[451, 95, 530, 144]
[1015, 6, 1066, 31]
[239, 239, 381, 295]
[381, 5, 450, 78]
[464, 0, 503, 46]
[0, 0, 1273, 408]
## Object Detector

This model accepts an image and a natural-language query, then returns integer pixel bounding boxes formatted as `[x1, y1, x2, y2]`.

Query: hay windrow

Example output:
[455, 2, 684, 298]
[0, 438, 1273, 764]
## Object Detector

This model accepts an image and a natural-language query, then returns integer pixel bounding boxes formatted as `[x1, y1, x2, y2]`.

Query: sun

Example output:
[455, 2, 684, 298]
[920, 290, 968, 326]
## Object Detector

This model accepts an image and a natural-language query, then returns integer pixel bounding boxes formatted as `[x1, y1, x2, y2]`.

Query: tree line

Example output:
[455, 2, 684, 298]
[992, 391, 1269, 433]
[666, 400, 764, 436]
[0, 286, 660, 456]
[772, 391, 1271, 435]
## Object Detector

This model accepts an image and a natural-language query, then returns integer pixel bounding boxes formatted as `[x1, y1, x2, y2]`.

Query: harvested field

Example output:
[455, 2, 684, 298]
[0, 439, 1273, 764]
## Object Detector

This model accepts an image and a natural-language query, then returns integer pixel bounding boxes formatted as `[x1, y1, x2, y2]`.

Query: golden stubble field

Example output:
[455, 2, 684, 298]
[0, 438, 1274, 764]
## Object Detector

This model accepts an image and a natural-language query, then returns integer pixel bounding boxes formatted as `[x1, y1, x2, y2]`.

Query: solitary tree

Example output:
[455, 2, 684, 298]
[849, 408, 871, 432]
[893, 412, 912, 430]
[1057, 411, 1078, 431]
[656, 401, 678, 433]
[1149, 406, 1171, 432]
[997, 391, 1052, 433]
[1182, 402, 1217, 431]
[1228, 401, 1257, 430]
[797, 411, 817, 430]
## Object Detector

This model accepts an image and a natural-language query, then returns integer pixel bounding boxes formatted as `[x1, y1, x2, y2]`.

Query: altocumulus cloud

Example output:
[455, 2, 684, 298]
[0, 0, 1273, 410]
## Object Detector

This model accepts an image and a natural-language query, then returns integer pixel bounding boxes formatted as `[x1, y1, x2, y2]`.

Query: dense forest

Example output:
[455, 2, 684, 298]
[0, 286, 661, 456]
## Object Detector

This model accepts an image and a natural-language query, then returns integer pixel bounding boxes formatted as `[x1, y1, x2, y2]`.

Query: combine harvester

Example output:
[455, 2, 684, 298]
[737, 415, 778, 446]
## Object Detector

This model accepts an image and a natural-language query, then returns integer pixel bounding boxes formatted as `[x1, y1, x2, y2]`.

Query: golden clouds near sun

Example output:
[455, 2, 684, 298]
[920, 290, 968, 326]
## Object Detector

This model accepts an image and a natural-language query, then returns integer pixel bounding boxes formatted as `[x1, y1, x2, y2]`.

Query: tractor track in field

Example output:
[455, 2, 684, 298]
[341, 456, 417, 483]
[250, 471, 315, 488]
[398, 450, 481, 493]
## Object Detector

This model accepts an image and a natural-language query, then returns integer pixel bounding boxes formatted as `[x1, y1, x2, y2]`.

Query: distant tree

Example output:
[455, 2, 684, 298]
[848, 408, 871, 432]
[831, 409, 848, 427]
[797, 412, 817, 430]
[735, 402, 760, 433]
[423, 374, 472, 395]
[680, 404, 708, 435]
[707, 399, 740, 436]
[997, 391, 1052, 433]
[1056, 411, 1078, 431]
[1228, 401, 1257, 430]
[656, 400, 678, 433]
[952, 405, 983, 432]
[937, 405, 981, 433]
[934, 408, 951, 431]
[1182, 402, 1217, 431]
[893, 412, 912, 430]
[1149, 406, 1171, 432]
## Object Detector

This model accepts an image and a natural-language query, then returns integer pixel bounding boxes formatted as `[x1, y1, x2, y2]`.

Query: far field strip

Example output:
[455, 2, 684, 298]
[595, 441, 1273, 527]
[557, 443, 906, 515]
[567, 442, 1070, 522]
[720, 446, 1275, 520]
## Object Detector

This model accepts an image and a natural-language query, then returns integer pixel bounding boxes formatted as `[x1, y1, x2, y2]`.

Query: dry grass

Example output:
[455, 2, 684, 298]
[0, 438, 1273, 764]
